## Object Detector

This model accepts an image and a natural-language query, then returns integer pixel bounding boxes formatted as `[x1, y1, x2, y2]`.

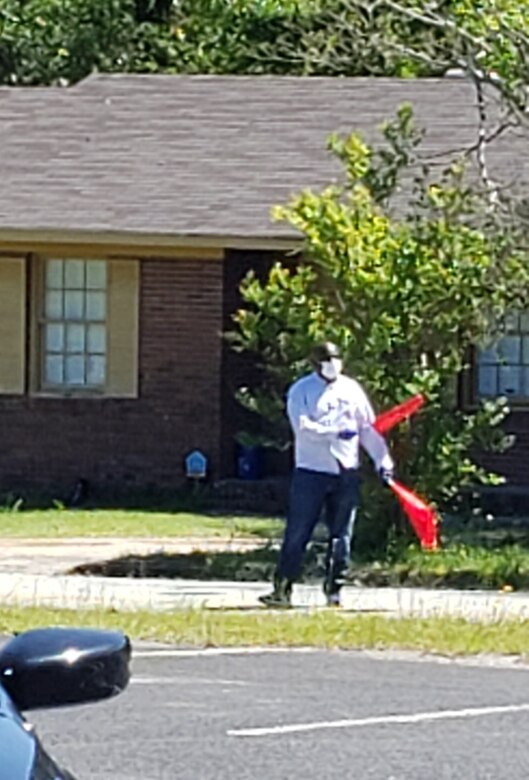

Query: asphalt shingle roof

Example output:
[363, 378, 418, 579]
[0, 74, 526, 242]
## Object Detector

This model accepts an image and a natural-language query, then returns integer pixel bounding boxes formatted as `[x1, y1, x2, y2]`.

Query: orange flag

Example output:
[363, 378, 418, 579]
[373, 394, 439, 549]
[388, 479, 440, 551]
[374, 394, 425, 434]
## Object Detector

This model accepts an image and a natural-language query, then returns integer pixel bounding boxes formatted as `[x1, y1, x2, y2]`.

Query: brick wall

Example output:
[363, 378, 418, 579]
[2, 249, 528, 501]
[0, 257, 224, 500]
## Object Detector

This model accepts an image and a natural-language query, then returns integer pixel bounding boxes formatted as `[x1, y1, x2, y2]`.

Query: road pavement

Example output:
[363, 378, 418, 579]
[28, 645, 529, 780]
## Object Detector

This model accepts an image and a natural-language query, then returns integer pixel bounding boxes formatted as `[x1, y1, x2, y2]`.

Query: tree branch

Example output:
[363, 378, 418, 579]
[378, 0, 494, 55]
[471, 75, 499, 208]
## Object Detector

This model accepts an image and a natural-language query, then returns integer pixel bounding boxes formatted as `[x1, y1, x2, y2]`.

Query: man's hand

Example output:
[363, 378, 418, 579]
[338, 429, 357, 441]
[379, 466, 395, 484]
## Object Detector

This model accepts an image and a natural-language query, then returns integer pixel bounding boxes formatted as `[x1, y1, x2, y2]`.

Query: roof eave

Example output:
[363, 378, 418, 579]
[0, 227, 303, 255]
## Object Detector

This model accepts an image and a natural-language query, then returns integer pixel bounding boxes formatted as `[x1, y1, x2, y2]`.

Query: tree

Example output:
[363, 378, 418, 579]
[2, 0, 528, 114]
[230, 107, 529, 553]
[0, 0, 175, 86]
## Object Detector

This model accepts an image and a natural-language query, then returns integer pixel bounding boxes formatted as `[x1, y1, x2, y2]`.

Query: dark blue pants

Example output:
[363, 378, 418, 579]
[277, 467, 360, 592]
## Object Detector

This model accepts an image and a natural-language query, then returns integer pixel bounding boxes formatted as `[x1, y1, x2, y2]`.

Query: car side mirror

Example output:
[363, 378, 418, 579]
[0, 627, 131, 711]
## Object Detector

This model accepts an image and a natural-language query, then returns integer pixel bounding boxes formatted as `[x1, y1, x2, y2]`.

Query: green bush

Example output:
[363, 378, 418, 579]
[230, 108, 529, 552]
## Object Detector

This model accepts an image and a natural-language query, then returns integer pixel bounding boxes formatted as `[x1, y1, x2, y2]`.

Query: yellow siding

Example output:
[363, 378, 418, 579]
[0, 258, 26, 394]
[106, 260, 139, 397]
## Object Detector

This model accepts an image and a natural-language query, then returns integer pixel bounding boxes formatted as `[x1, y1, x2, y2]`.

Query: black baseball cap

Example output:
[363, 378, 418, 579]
[311, 341, 342, 363]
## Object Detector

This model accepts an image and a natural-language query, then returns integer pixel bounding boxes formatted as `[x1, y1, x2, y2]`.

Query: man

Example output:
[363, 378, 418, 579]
[259, 341, 394, 608]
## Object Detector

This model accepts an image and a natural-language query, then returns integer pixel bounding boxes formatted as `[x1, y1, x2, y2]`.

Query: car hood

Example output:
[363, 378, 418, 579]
[0, 684, 73, 780]
[0, 710, 36, 780]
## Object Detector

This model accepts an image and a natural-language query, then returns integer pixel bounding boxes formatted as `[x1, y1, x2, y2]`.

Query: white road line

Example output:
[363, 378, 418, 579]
[133, 647, 317, 658]
[227, 703, 529, 738]
[132, 676, 249, 686]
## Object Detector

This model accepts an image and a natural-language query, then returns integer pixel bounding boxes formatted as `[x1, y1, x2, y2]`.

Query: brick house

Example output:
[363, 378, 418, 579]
[0, 74, 528, 499]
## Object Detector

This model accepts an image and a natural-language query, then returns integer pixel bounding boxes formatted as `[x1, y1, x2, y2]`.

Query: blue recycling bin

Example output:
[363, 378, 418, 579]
[237, 444, 263, 480]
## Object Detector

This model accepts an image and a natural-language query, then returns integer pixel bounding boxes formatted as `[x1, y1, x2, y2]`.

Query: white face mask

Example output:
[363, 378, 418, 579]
[320, 358, 343, 382]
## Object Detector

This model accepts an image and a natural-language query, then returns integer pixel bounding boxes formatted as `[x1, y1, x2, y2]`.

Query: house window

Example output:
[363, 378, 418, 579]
[41, 259, 107, 389]
[476, 312, 529, 400]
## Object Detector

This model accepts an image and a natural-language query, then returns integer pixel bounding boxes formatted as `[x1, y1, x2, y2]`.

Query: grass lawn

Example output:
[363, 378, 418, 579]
[349, 540, 529, 591]
[0, 508, 283, 540]
[1, 606, 529, 658]
[65, 523, 529, 593]
[3, 507, 529, 594]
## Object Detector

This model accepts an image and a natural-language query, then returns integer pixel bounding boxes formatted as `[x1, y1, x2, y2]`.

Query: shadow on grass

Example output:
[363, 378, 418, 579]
[70, 547, 281, 582]
[68, 544, 330, 583]
[68, 534, 529, 591]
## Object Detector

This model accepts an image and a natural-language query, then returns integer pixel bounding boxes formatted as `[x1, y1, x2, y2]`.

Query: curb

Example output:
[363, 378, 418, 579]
[0, 572, 528, 622]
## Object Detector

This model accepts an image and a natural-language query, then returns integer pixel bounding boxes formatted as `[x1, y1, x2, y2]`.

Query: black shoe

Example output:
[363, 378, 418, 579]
[323, 578, 343, 608]
[325, 591, 342, 608]
[259, 577, 293, 608]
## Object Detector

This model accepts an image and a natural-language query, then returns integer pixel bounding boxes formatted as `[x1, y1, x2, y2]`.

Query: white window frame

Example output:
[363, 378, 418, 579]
[39, 258, 108, 392]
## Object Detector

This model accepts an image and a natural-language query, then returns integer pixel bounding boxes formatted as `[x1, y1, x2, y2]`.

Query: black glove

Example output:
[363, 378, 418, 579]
[338, 429, 357, 441]
[379, 466, 394, 484]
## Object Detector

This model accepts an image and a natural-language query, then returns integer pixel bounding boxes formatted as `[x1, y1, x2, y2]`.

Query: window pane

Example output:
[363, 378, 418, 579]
[45, 290, 63, 319]
[45, 323, 64, 353]
[86, 291, 105, 321]
[505, 312, 520, 333]
[520, 312, 529, 333]
[497, 336, 521, 365]
[45, 355, 64, 385]
[522, 337, 529, 365]
[86, 261, 107, 290]
[87, 355, 106, 385]
[478, 366, 497, 397]
[41, 258, 110, 390]
[87, 324, 106, 354]
[66, 323, 85, 353]
[46, 260, 63, 289]
[477, 342, 499, 364]
[64, 260, 85, 289]
[499, 366, 521, 396]
[524, 368, 529, 396]
[64, 291, 84, 320]
[65, 355, 85, 385]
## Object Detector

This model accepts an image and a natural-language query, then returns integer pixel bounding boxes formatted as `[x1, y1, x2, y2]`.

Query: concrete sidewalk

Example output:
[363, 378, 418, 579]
[1, 537, 529, 622]
[0, 537, 262, 576]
